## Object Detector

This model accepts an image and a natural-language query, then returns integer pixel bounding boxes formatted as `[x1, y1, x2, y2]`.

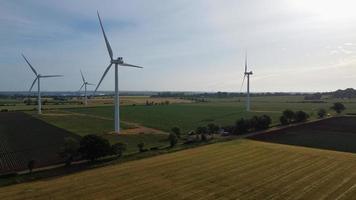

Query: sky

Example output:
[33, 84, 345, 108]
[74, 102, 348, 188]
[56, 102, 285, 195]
[1, 0, 356, 92]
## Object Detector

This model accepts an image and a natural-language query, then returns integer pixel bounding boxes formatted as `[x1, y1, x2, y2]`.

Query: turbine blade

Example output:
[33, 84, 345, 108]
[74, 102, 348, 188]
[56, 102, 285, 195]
[86, 83, 95, 86]
[40, 75, 63, 78]
[97, 11, 114, 61]
[29, 77, 38, 92]
[94, 63, 113, 93]
[79, 83, 85, 92]
[120, 63, 143, 68]
[22, 54, 38, 75]
[80, 70, 86, 83]
[240, 75, 246, 92]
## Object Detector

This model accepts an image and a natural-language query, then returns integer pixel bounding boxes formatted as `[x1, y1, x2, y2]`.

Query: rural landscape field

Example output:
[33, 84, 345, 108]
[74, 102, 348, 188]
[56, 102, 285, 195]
[2, 0, 356, 199]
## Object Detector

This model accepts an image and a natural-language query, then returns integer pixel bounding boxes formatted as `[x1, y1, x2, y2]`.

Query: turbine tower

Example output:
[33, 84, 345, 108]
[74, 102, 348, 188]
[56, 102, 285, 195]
[79, 70, 94, 105]
[22, 54, 63, 114]
[241, 52, 253, 112]
[94, 11, 143, 134]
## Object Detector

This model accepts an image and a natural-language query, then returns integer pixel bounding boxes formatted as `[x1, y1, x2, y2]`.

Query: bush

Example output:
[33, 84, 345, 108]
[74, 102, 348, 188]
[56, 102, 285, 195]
[201, 133, 209, 142]
[295, 111, 309, 122]
[196, 126, 208, 135]
[317, 108, 327, 118]
[235, 118, 249, 134]
[60, 137, 80, 166]
[137, 142, 145, 152]
[168, 132, 178, 148]
[207, 123, 219, 134]
[331, 102, 346, 114]
[282, 109, 295, 123]
[28, 160, 35, 174]
[255, 115, 272, 130]
[280, 115, 289, 125]
[79, 135, 111, 161]
[171, 127, 181, 138]
[111, 142, 127, 157]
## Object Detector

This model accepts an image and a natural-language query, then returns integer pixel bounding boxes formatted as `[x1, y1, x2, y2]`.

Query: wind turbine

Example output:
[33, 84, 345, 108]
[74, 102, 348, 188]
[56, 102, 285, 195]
[240, 52, 253, 112]
[79, 70, 95, 105]
[94, 11, 143, 134]
[22, 54, 63, 114]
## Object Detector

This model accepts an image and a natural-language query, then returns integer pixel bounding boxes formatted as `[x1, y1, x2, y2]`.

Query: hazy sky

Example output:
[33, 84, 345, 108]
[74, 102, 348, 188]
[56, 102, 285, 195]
[1, 0, 356, 92]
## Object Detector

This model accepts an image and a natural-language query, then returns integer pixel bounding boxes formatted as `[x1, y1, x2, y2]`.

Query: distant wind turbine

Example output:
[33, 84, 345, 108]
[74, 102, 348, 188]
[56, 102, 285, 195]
[22, 54, 63, 114]
[94, 11, 143, 134]
[240, 52, 253, 112]
[79, 70, 95, 105]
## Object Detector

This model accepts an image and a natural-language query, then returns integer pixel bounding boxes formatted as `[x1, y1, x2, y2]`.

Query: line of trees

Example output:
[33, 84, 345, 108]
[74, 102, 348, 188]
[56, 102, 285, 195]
[279, 110, 309, 125]
[60, 135, 127, 166]
[222, 115, 272, 135]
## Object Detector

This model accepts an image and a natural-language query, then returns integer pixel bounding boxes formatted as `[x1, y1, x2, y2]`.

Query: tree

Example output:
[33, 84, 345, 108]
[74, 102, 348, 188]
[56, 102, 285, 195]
[282, 109, 295, 123]
[235, 118, 249, 134]
[256, 115, 272, 130]
[317, 108, 327, 118]
[196, 126, 208, 135]
[137, 142, 145, 152]
[60, 137, 80, 166]
[111, 142, 127, 157]
[280, 115, 289, 125]
[171, 127, 181, 138]
[168, 133, 178, 147]
[196, 126, 208, 141]
[28, 160, 35, 174]
[248, 116, 259, 131]
[295, 111, 309, 122]
[331, 102, 346, 114]
[207, 123, 219, 134]
[79, 135, 111, 161]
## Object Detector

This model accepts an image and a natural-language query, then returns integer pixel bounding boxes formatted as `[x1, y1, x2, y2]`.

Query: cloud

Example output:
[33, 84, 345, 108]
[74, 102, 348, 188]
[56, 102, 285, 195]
[1, 0, 356, 92]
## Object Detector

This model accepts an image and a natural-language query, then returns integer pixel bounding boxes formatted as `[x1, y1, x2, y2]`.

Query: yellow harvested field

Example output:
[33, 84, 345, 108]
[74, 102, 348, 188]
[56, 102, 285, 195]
[1, 139, 356, 200]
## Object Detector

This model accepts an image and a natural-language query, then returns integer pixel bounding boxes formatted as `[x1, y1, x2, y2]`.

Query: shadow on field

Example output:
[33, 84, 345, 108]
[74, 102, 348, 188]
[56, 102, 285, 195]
[249, 117, 356, 154]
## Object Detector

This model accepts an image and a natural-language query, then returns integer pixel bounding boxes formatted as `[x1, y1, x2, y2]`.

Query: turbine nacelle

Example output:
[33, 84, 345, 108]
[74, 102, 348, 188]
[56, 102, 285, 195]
[111, 57, 124, 65]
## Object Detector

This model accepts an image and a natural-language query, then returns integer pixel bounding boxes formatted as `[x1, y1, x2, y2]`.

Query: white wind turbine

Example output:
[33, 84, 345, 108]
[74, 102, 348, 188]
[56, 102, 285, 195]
[79, 70, 95, 105]
[22, 54, 63, 114]
[240, 52, 253, 112]
[94, 11, 143, 134]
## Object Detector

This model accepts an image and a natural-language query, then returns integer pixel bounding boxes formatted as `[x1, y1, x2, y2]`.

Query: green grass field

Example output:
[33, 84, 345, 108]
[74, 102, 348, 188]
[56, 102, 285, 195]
[59, 96, 356, 134]
[1, 139, 356, 199]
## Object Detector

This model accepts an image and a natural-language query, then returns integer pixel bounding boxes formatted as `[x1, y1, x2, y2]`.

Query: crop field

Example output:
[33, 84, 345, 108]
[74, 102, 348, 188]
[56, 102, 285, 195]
[32, 110, 169, 153]
[1, 139, 356, 199]
[0, 96, 192, 111]
[2, 96, 356, 174]
[250, 116, 356, 153]
[61, 96, 356, 134]
[0, 112, 80, 174]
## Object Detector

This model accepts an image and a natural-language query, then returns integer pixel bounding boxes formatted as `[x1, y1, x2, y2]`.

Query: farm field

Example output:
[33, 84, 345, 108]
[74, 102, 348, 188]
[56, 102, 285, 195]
[250, 116, 356, 153]
[60, 96, 356, 134]
[0, 96, 192, 111]
[1, 139, 356, 199]
[31, 110, 169, 153]
[1, 96, 356, 175]
[0, 112, 80, 174]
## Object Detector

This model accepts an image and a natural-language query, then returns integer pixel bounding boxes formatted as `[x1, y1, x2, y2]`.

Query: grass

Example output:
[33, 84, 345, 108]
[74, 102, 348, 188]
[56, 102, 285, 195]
[1, 139, 356, 199]
[63, 96, 356, 134]
[30, 110, 135, 136]
[30, 110, 169, 154]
